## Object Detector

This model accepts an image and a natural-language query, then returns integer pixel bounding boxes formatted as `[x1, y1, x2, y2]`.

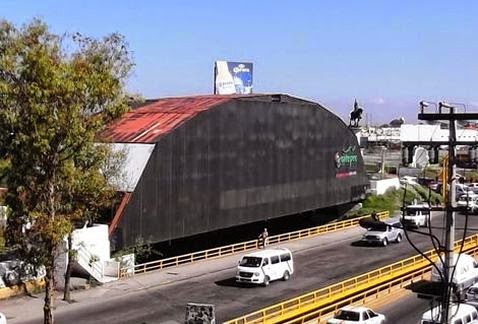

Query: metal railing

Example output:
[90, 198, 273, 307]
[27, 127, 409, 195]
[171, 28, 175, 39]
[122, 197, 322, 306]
[224, 234, 478, 324]
[124, 239, 259, 277]
[267, 211, 389, 245]
[120, 211, 389, 278]
[296, 268, 431, 324]
[306, 244, 478, 324]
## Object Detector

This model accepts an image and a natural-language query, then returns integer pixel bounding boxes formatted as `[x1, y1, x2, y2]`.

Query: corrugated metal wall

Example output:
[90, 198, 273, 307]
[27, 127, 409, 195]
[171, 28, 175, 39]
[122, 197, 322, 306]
[114, 95, 369, 248]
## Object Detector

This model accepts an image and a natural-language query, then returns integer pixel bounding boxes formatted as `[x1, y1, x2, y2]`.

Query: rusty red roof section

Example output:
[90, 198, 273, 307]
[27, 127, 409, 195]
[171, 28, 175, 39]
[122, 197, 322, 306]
[101, 95, 237, 143]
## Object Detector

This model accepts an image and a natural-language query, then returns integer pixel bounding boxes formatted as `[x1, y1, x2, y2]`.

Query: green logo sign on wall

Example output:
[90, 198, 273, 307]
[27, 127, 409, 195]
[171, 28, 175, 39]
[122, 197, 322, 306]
[335, 145, 358, 178]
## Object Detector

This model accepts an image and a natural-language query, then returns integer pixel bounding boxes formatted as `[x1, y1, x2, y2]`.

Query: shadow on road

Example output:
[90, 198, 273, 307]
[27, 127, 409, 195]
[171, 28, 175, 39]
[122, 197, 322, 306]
[215, 277, 257, 288]
[350, 240, 382, 247]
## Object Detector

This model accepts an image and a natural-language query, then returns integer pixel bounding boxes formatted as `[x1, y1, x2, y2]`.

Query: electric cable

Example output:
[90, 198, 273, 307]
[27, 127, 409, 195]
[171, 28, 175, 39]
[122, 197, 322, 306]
[399, 118, 450, 315]
[400, 121, 446, 276]
[426, 187, 444, 256]
[400, 183, 445, 284]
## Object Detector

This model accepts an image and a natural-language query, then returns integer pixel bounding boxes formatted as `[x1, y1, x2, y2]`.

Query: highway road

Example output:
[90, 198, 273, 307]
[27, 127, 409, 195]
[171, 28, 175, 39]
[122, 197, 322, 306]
[376, 291, 429, 324]
[4, 211, 478, 323]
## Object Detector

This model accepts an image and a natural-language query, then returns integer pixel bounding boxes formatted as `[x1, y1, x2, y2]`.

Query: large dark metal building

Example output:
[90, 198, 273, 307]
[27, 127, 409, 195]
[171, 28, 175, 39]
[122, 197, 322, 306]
[102, 94, 369, 249]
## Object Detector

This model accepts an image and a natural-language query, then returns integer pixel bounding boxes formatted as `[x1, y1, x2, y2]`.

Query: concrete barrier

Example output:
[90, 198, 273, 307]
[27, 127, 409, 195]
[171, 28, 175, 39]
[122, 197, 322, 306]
[0, 278, 45, 300]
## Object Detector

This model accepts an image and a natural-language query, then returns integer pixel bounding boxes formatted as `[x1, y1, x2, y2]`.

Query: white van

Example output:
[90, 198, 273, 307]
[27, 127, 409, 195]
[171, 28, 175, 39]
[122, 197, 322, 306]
[403, 203, 430, 228]
[236, 248, 294, 286]
[421, 303, 478, 324]
[400, 176, 418, 185]
[431, 253, 478, 298]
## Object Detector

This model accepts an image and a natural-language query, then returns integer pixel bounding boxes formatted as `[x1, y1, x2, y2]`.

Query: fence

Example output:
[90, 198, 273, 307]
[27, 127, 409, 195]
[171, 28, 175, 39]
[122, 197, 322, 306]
[224, 234, 478, 324]
[309, 243, 478, 324]
[120, 211, 389, 278]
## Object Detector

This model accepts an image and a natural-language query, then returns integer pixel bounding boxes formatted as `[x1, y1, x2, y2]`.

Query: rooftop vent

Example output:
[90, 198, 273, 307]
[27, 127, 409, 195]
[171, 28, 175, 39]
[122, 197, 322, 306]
[271, 94, 282, 103]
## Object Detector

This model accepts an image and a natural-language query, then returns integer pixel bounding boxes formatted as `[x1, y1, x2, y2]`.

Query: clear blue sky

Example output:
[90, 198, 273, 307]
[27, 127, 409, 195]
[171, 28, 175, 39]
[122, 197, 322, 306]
[2, 1, 477, 123]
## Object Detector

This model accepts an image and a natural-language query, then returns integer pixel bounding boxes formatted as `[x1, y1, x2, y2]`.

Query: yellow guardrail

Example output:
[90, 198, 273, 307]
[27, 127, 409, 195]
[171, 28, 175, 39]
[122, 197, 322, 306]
[224, 233, 478, 324]
[123, 239, 259, 277]
[120, 211, 389, 277]
[302, 267, 431, 324]
[308, 244, 478, 324]
[267, 211, 389, 246]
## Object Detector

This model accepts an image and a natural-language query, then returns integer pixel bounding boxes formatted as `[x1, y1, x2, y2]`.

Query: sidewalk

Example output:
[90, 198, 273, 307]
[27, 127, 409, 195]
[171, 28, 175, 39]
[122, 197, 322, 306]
[0, 225, 363, 323]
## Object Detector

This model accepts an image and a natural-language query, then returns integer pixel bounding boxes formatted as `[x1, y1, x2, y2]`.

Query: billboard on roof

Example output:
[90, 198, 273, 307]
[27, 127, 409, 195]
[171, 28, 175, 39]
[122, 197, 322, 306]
[214, 61, 253, 95]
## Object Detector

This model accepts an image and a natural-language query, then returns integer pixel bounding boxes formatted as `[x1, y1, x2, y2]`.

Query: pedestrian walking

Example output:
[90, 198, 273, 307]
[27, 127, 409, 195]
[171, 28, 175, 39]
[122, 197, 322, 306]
[258, 228, 269, 248]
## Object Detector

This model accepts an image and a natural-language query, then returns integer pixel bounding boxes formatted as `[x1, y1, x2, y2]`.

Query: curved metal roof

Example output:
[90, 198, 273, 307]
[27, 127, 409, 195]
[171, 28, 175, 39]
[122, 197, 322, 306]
[101, 94, 342, 144]
[101, 95, 239, 143]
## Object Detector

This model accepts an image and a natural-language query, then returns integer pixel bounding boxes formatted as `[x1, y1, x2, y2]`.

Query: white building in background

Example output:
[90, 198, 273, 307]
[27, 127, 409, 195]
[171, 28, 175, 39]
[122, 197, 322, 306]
[400, 124, 478, 143]
[359, 124, 478, 148]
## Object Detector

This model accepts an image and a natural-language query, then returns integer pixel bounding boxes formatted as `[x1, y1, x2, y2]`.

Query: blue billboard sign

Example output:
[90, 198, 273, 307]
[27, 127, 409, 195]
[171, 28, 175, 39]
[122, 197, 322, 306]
[214, 61, 253, 95]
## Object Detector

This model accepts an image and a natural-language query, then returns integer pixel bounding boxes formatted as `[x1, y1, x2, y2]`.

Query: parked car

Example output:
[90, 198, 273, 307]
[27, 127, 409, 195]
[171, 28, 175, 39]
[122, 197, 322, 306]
[236, 248, 294, 286]
[0, 312, 6, 324]
[361, 218, 404, 246]
[327, 306, 386, 324]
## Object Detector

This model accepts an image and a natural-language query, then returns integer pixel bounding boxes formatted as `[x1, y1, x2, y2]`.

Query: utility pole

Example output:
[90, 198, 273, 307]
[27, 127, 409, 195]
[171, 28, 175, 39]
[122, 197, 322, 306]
[417, 101, 476, 323]
[443, 103, 456, 324]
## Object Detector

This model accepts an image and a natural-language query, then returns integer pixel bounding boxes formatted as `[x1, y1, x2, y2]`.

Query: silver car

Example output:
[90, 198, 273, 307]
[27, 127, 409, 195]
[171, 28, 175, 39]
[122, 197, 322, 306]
[361, 219, 404, 246]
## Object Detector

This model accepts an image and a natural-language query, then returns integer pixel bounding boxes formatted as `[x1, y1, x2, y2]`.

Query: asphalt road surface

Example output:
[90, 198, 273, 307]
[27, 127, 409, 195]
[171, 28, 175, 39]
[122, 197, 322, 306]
[5, 211, 478, 323]
[376, 292, 430, 324]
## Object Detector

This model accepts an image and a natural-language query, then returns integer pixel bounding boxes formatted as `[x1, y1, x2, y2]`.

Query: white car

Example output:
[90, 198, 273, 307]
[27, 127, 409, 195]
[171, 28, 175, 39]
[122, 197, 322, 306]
[0, 312, 6, 324]
[457, 194, 478, 213]
[400, 176, 418, 185]
[467, 183, 478, 194]
[327, 306, 386, 324]
[456, 184, 472, 197]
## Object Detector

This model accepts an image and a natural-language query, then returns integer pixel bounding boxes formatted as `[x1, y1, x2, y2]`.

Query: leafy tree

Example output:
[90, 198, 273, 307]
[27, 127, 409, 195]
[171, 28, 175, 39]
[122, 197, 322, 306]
[62, 144, 123, 303]
[0, 19, 132, 324]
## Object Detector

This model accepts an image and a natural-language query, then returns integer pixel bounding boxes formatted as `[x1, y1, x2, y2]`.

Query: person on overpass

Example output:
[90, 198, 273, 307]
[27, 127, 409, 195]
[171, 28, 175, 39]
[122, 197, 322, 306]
[371, 210, 379, 221]
[258, 228, 269, 248]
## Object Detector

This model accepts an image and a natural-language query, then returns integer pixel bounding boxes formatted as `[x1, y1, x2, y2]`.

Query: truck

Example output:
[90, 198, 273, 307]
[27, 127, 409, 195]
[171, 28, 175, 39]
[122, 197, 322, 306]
[431, 253, 478, 299]
[361, 218, 403, 247]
